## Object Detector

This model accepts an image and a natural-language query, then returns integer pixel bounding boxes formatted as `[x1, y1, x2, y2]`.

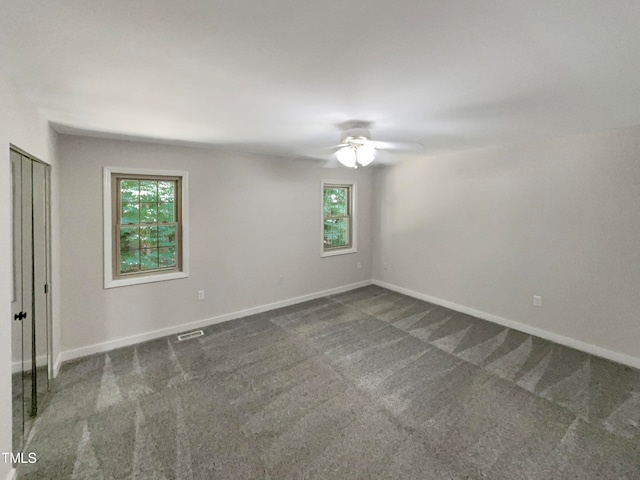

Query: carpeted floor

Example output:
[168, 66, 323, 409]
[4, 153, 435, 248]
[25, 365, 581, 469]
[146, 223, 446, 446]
[17, 286, 640, 479]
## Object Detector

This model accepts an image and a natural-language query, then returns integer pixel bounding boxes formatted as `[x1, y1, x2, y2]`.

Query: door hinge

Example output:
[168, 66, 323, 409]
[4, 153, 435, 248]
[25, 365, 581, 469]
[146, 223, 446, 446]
[44, 284, 48, 294]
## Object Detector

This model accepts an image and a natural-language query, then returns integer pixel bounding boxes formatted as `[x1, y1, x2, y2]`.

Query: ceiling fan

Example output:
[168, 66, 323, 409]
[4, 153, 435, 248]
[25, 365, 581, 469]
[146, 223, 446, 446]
[330, 121, 423, 168]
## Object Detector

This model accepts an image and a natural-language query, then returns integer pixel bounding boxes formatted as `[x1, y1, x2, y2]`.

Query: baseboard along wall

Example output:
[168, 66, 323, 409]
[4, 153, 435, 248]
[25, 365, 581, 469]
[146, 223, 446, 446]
[54, 280, 373, 373]
[373, 279, 640, 370]
[53, 278, 640, 376]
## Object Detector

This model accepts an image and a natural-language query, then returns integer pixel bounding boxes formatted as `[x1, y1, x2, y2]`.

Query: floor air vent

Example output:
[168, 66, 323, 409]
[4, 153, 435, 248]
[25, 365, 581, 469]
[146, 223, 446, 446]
[177, 330, 204, 341]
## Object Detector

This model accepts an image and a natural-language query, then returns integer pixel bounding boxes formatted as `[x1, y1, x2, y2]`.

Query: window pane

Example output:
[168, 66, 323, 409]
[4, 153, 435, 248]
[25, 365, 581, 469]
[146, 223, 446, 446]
[120, 226, 140, 251]
[159, 247, 176, 268]
[121, 180, 139, 203]
[324, 218, 348, 248]
[112, 173, 182, 280]
[140, 203, 158, 223]
[324, 220, 334, 248]
[157, 202, 174, 223]
[120, 250, 140, 273]
[140, 226, 158, 248]
[121, 203, 139, 225]
[158, 181, 174, 203]
[139, 181, 158, 202]
[140, 248, 159, 271]
[158, 225, 176, 246]
[324, 187, 348, 216]
[323, 188, 333, 216]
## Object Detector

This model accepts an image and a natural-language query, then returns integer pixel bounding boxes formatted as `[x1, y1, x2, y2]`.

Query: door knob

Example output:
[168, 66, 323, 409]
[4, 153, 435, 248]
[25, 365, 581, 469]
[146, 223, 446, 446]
[13, 311, 27, 321]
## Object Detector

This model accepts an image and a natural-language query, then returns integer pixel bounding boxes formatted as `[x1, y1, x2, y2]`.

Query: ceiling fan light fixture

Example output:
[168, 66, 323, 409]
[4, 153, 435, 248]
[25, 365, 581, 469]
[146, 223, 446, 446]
[340, 125, 371, 144]
[336, 143, 375, 168]
[334, 121, 378, 167]
[336, 146, 357, 167]
[356, 144, 375, 166]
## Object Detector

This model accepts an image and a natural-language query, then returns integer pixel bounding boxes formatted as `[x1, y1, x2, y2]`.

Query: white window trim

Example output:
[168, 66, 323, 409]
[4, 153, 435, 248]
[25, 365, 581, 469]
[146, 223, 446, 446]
[321, 180, 357, 257]
[103, 166, 189, 288]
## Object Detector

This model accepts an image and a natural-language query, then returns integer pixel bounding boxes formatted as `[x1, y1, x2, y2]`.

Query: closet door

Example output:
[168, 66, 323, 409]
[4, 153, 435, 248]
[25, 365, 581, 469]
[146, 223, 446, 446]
[10, 150, 25, 451]
[21, 154, 35, 423]
[32, 159, 49, 411]
[10, 149, 50, 453]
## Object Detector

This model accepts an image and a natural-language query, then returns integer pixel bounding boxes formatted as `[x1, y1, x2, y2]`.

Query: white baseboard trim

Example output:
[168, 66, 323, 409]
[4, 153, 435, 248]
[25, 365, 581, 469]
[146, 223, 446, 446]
[4, 468, 17, 480]
[56, 280, 373, 368]
[373, 280, 640, 370]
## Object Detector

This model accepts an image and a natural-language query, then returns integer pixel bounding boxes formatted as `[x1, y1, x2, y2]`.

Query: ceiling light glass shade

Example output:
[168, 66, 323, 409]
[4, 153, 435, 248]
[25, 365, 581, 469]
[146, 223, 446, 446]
[336, 146, 357, 167]
[336, 144, 376, 168]
[356, 144, 375, 166]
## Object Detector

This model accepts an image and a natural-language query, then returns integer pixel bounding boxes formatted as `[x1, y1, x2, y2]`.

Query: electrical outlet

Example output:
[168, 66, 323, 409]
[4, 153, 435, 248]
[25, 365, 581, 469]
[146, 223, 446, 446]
[533, 295, 542, 307]
[197, 290, 205, 300]
[357, 262, 362, 269]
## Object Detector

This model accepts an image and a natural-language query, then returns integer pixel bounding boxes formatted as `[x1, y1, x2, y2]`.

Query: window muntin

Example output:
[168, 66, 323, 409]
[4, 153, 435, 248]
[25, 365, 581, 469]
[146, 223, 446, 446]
[323, 184, 353, 251]
[113, 174, 181, 278]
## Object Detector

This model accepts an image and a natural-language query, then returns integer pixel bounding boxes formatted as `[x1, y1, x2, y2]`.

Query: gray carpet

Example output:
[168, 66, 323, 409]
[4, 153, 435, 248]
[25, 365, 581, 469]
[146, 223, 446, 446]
[18, 286, 640, 479]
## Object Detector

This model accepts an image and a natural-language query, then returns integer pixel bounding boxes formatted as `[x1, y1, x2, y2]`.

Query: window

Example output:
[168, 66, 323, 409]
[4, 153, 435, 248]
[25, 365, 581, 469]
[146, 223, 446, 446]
[104, 167, 189, 288]
[322, 182, 357, 256]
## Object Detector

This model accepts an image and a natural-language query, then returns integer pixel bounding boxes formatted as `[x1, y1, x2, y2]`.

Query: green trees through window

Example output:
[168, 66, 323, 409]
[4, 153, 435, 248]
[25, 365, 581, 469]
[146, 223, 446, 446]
[323, 184, 352, 250]
[117, 177, 179, 275]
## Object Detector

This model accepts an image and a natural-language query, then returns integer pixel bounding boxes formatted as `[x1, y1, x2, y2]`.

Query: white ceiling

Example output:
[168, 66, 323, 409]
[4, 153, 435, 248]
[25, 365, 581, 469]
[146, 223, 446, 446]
[2, 0, 640, 163]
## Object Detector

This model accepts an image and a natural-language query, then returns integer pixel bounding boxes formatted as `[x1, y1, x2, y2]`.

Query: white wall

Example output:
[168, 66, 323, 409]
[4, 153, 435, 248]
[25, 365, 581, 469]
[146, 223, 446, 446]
[373, 126, 640, 364]
[0, 70, 59, 480]
[58, 135, 373, 357]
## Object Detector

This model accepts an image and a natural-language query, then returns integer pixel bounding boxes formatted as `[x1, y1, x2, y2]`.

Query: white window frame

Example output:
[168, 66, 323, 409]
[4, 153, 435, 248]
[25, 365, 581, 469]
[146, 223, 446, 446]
[321, 180, 357, 257]
[103, 166, 189, 288]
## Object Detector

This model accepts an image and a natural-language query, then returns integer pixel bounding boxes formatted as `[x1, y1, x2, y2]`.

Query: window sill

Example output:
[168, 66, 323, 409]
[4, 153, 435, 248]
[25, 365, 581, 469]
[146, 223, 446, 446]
[321, 247, 357, 258]
[105, 271, 188, 289]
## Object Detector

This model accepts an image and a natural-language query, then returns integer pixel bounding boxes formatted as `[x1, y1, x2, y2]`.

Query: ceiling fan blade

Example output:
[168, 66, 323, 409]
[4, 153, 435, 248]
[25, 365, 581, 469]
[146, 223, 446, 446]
[299, 151, 342, 167]
[371, 140, 425, 151]
[321, 143, 348, 151]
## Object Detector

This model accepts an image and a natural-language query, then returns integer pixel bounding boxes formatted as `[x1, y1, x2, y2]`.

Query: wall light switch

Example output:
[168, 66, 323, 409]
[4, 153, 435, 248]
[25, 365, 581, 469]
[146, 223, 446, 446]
[197, 290, 205, 300]
[533, 295, 542, 307]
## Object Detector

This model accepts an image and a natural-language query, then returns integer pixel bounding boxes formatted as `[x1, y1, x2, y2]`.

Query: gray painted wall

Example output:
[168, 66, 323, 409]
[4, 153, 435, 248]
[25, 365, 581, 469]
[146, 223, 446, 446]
[0, 70, 60, 480]
[58, 135, 373, 355]
[373, 126, 640, 362]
